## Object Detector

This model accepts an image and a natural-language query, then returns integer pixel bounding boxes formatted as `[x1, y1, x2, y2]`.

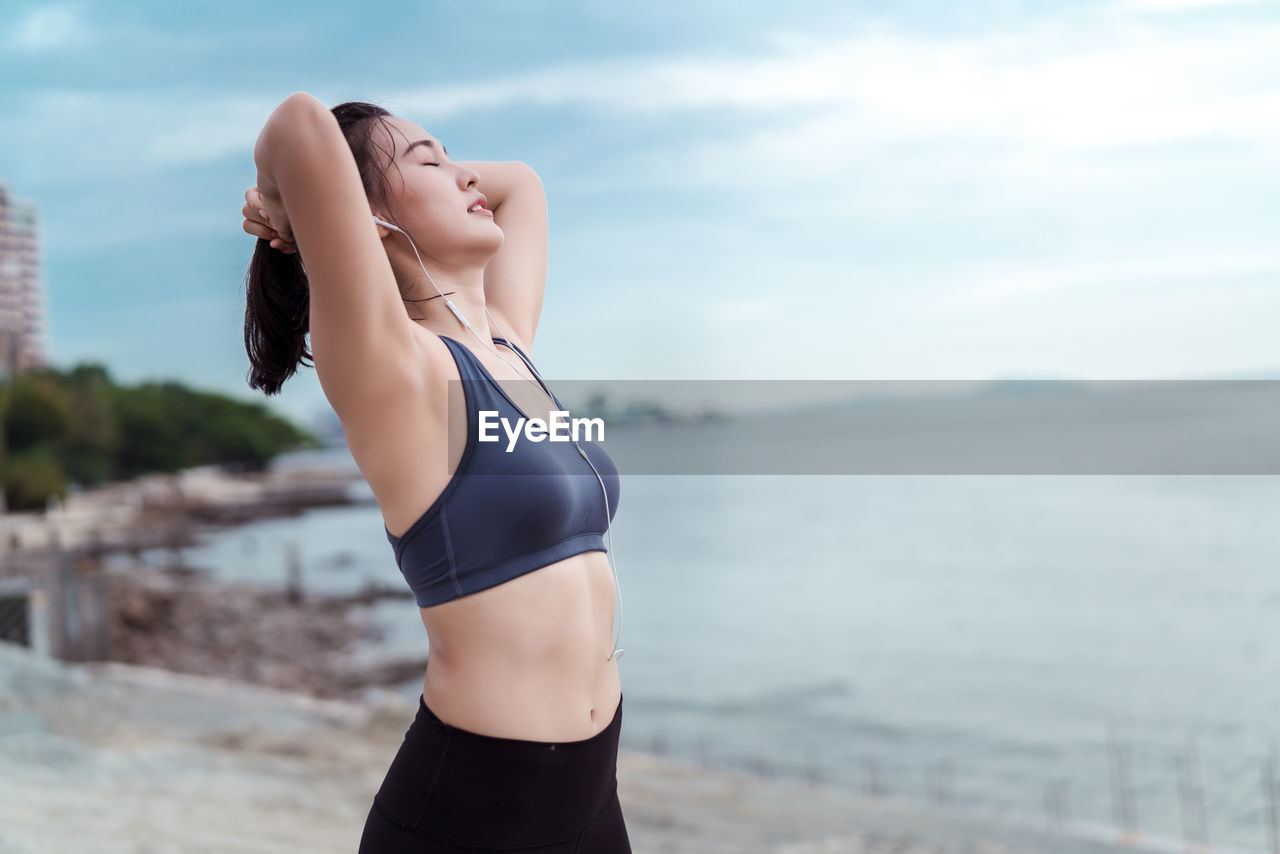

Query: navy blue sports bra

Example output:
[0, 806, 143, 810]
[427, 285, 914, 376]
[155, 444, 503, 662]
[385, 335, 621, 607]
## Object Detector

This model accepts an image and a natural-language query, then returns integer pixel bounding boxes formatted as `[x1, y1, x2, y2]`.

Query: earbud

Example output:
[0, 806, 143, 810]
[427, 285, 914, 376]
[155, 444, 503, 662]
[372, 214, 400, 232]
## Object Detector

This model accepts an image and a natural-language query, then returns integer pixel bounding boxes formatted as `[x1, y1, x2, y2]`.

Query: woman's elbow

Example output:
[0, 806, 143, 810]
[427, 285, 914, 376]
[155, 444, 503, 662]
[256, 94, 331, 167]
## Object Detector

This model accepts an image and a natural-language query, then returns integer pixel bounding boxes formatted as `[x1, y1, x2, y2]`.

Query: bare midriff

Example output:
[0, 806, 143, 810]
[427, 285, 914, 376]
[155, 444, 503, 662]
[416, 548, 622, 743]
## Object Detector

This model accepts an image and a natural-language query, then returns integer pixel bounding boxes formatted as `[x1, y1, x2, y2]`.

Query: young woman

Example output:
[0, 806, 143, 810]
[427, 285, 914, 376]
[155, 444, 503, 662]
[240, 92, 630, 853]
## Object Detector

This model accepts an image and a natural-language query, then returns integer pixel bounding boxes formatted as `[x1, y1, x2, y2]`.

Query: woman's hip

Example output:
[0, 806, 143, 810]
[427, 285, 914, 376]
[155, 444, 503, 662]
[363, 691, 624, 850]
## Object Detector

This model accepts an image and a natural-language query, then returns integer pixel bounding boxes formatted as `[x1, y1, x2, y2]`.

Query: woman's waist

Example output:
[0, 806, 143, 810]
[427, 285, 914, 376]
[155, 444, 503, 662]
[422, 608, 619, 702]
[422, 650, 621, 742]
[418, 551, 620, 738]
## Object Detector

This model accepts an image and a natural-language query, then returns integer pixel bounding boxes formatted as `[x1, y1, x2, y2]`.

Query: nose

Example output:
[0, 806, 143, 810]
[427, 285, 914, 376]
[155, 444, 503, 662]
[457, 162, 479, 189]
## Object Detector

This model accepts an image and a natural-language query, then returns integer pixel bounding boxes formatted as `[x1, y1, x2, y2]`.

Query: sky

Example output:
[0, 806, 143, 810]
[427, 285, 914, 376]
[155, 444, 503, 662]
[2, 0, 1277, 429]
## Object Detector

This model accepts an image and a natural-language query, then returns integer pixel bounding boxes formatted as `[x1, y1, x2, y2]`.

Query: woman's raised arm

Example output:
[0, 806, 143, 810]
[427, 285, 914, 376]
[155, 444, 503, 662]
[252, 92, 427, 415]
[455, 160, 548, 350]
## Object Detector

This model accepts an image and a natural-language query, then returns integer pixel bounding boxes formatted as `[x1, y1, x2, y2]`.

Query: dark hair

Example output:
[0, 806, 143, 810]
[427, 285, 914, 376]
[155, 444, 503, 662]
[243, 100, 404, 396]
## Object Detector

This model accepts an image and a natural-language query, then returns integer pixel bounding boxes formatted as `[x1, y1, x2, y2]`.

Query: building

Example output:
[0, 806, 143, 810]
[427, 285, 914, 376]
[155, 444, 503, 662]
[0, 181, 48, 377]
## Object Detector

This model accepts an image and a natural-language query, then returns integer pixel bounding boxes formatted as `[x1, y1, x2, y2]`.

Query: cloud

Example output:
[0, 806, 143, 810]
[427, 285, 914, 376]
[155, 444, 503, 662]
[5, 3, 92, 51]
[14, 6, 1280, 176]
[0, 89, 286, 181]
[9, 3, 1279, 270]
[1118, 0, 1269, 11]
[933, 247, 1280, 311]
[385, 48, 846, 117]
[146, 95, 290, 166]
[614, 21, 1280, 189]
[378, 13, 1280, 152]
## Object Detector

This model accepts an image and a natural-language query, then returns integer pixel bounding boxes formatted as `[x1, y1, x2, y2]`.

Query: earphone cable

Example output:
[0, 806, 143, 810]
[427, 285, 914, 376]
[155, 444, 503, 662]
[373, 213, 624, 661]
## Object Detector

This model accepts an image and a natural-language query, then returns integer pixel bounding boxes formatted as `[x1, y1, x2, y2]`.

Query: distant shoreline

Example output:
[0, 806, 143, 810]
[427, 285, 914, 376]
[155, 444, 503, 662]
[1, 453, 366, 558]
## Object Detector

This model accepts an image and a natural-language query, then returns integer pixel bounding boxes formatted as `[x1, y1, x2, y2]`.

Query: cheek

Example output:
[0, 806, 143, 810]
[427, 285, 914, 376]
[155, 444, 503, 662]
[413, 184, 463, 223]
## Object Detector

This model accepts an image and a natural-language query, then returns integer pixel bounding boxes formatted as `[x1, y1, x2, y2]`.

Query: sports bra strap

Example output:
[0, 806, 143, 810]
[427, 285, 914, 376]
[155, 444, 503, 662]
[492, 337, 559, 404]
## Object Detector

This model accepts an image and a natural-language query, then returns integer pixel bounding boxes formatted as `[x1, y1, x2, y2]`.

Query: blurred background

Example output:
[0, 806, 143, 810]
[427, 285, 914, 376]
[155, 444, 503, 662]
[1, 1, 1278, 852]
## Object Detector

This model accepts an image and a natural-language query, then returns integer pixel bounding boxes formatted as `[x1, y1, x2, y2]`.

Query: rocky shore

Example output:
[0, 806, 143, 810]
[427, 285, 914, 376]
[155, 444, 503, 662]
[1, 459, 363, 557]
[108, 563, 427, 701]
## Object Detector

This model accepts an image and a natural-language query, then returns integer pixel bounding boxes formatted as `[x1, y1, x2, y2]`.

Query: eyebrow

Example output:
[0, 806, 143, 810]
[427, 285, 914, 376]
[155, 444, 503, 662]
[404, 139, 449, 158]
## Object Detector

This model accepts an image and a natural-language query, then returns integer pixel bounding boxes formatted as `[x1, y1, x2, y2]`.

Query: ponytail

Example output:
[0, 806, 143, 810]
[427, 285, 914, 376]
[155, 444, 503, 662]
[243, 236, 312, 396]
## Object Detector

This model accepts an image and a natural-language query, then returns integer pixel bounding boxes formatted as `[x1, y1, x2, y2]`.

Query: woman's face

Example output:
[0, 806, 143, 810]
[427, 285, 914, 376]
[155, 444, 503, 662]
[374, 116, 502, 267]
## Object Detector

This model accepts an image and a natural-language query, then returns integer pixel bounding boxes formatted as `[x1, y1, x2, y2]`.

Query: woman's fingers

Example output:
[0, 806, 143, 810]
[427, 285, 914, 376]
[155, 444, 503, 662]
[242, 215, 295, 249]
[242, 218, 269, 239]
[242, 197, 268, 229]
[245, 185, 266, 213]
[244, 185, 296, 252]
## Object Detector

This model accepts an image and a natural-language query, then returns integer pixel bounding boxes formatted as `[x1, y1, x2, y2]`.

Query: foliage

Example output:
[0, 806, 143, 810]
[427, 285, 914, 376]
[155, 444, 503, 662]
[2, 445, 65, 510]
[0, 362, 323, 512]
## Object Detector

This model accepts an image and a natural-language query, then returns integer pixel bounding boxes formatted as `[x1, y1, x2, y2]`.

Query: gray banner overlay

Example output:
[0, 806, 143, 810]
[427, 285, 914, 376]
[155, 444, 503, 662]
[449, 379, 1280, 474]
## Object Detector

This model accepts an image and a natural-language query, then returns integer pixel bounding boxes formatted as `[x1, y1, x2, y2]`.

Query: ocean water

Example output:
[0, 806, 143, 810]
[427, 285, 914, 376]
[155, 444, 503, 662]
[155, 443, 1280, 851]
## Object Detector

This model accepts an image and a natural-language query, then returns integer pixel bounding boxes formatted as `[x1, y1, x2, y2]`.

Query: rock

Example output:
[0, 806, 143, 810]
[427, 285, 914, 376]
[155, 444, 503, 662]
[105, 565, 413, 701]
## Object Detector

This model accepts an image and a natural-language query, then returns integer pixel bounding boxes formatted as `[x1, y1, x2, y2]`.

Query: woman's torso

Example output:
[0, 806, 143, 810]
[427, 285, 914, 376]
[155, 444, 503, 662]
[345, 327, 621, 742]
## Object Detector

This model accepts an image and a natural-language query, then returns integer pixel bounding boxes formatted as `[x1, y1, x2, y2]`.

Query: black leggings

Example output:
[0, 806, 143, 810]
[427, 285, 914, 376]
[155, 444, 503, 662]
[359, 692, 631, 853]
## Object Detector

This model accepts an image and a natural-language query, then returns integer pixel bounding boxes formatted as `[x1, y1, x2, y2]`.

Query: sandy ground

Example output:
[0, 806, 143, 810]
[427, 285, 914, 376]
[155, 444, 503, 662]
[0, 641, 1149, 854]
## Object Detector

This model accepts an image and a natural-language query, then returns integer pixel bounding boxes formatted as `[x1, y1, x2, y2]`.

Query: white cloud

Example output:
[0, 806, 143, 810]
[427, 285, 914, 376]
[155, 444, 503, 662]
[599, 20, 1280, 193]
[374, 13, 1280, 154]
[5, 3, 91, 51]
[933, 247, 1280, 311]
[15, 8, 1279, 176]
[1118, 0, 1269, 11]
[0, 89, 287, 181]
[146, 96, 290, 166]
[706, 296, 785, 332]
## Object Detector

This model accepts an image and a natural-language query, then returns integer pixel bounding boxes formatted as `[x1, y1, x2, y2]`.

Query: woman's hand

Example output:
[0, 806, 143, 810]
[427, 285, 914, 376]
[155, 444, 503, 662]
[241, 184, 296, 254]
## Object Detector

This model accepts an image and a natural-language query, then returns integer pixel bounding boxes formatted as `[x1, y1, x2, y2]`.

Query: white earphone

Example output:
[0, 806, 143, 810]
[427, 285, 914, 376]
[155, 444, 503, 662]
[372, 213, 625, 661]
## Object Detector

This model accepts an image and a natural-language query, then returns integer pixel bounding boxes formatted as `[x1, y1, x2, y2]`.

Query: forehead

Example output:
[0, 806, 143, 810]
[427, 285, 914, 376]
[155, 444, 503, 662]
[382, 117, 443, 157]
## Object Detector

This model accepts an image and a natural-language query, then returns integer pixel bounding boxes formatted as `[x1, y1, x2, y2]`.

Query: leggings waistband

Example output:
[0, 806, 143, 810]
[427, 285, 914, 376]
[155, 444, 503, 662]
[415, 692, 623, 761]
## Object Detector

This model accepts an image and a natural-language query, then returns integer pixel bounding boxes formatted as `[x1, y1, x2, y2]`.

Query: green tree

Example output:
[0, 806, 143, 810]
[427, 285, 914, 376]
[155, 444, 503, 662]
[63, 363, 121, 487]
[4, 370, 74, 450]
[2, 445, 65, 510]
[0, 362, 323, 510]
